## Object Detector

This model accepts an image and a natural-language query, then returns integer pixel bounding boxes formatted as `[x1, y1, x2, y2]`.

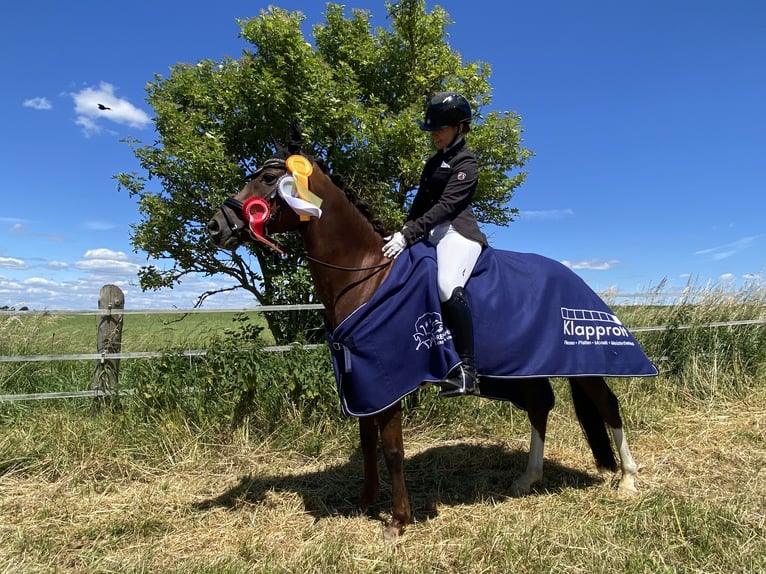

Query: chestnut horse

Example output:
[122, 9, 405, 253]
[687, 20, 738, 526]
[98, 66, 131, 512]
[207, 152, 642, 539]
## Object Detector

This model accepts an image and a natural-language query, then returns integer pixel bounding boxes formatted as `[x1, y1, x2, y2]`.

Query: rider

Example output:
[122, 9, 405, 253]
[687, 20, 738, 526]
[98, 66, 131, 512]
[383, 91, 487, 397]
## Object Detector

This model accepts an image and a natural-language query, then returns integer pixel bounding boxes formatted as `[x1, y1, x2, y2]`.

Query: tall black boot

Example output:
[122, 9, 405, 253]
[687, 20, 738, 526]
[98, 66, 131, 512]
[438, 287, 479, 397]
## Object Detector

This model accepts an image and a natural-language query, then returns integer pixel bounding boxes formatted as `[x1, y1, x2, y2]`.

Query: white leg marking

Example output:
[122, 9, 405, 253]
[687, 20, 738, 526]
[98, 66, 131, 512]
[610, 426, 638, 494]
[511, 427, 544, 496]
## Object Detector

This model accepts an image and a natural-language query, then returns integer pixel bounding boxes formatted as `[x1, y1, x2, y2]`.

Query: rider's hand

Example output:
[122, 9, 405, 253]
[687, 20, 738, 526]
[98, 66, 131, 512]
[382, 231, 407, 259]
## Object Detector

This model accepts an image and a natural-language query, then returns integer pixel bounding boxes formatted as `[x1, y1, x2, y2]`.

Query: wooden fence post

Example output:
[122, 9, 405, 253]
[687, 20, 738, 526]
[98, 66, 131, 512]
[91, 284, 124, 412]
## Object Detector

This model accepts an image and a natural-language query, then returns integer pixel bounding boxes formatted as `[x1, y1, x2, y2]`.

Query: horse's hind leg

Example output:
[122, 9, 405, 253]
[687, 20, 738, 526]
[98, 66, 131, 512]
[571, 377, 638, 494]
[377, 402, 411, 539]
[610, 425, 638, 494]
[510, 415, 545, 497]
[511, 378, 553, 497]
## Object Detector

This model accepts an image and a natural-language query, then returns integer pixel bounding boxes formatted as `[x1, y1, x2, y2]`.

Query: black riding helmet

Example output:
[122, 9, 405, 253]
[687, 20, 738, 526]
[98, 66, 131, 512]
[418, 92, 472, 131]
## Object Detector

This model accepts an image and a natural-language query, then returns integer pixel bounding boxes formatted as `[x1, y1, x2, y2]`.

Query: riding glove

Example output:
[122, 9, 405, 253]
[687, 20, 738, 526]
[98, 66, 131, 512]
[382, 231, 407, 259]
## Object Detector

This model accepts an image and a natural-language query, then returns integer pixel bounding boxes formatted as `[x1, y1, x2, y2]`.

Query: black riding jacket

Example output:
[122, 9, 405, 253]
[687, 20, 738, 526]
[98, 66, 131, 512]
[402, 138, 488, 247]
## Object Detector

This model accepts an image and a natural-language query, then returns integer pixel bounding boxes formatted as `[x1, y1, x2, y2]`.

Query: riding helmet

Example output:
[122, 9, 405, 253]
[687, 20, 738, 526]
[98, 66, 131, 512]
[418, 92, 472, 131]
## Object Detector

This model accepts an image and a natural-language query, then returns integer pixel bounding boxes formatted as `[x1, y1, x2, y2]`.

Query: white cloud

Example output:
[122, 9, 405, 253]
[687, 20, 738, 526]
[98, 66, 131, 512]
[74, 115, 101, 137]
[75, 259, 141, 274]
[694, 235, 762, 261]
[562, 258, 620, 271]
[1, 245, 258, 311]
[75, 248, 140, 274]
[71, 82, 151, 137]
[83, 248, 130, 260]
[0, 278, 23, 290]
[24, 277, 61, 288]
[23, 97, 52, 110]
[8, 223, 65, 241]
[0, 257, 26, 270]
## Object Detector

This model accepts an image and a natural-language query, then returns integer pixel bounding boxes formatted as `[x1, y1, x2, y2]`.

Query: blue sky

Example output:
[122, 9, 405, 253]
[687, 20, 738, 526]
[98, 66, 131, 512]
[1, 1, 764, 310]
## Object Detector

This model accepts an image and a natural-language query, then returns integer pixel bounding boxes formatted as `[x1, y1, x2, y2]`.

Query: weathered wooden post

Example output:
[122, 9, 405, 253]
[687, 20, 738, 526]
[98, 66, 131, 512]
[91, 284, 124, 413]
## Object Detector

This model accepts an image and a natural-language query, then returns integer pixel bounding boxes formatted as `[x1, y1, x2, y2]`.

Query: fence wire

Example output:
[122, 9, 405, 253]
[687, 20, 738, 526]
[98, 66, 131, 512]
[1, 304, 764, 403]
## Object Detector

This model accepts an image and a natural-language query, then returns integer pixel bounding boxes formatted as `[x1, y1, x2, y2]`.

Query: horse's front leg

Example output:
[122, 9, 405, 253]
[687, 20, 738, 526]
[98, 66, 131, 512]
[377, 402, 411, 539]
[358, 415, 380, 513]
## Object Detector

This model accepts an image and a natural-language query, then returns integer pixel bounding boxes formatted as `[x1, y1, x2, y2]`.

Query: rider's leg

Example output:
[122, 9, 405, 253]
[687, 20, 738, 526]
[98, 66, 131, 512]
[439, 286, 478, 396]
[431, 224, 482, 397]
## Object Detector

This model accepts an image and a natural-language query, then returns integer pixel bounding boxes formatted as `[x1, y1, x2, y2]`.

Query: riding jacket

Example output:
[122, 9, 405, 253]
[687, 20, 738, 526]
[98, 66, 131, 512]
[402, 138, 488, 247]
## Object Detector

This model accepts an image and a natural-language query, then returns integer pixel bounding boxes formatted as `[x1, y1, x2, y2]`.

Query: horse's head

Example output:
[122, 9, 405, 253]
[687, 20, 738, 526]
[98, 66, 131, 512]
[208, 119, 325, 252]
[207, 156, 302, 252]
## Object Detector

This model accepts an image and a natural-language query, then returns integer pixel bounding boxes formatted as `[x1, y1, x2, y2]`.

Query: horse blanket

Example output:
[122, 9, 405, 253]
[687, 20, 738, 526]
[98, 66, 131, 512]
[327, 242, 658, 417]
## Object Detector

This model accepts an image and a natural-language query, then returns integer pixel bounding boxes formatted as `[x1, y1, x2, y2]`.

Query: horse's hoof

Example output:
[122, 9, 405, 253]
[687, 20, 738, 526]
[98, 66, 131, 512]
[510, 481, 530, 498]
[383, 518, 406, 541]
[510, 471, 540, 497]
[383, 524, 402, 541]
[617, 479, 638, 496]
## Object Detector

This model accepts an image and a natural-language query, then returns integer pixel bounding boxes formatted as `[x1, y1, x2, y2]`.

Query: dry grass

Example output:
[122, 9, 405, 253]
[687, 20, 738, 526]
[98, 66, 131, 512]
[1, 386, 764, 574]
[2, 289, 763, 572]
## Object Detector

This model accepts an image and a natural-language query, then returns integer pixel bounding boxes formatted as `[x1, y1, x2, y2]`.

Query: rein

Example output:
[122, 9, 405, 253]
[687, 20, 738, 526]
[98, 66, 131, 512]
[303, 255, 392, 273]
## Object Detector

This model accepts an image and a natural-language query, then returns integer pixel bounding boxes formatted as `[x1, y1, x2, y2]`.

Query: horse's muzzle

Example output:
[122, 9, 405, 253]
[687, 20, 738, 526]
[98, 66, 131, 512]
[207, 213, 242, 250]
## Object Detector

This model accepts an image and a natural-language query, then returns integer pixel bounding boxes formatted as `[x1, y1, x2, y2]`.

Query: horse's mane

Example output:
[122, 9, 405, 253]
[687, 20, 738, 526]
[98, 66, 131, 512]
[264, 120, 392, 238]
[316, 159, 392, 238]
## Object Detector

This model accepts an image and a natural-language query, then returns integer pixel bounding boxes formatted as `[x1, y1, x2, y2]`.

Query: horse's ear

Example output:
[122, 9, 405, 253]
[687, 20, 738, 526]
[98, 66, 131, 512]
[271, 140, 286, 155]
[288, 119, 303, 154]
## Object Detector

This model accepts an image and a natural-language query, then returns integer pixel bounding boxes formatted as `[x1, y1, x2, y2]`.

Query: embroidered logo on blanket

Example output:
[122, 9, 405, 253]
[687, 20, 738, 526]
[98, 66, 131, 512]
[412, 312, 452, 350]
[561, 307, 634, 347]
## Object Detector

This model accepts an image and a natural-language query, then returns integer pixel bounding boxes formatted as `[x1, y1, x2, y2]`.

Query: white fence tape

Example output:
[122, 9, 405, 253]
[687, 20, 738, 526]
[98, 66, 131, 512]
[630, 318, 766, 332]
[0, 304, 324, 317]
[0, 344, 323, 364]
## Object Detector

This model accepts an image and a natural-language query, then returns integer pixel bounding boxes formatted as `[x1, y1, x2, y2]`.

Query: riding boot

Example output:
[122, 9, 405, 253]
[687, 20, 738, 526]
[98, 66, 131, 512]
[438, 287, 479, 397]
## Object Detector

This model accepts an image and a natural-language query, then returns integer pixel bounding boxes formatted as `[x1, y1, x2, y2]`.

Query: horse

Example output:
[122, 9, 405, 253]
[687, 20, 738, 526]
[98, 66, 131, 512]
[207, 148, 652, 539]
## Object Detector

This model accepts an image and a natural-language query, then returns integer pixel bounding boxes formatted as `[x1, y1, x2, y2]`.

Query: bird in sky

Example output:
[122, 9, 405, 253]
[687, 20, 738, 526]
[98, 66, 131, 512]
[97, 103, 111, 110]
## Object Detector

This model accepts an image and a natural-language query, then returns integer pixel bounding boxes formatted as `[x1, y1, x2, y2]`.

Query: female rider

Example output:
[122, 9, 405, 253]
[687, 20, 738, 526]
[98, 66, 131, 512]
[383, 92, 487, 397]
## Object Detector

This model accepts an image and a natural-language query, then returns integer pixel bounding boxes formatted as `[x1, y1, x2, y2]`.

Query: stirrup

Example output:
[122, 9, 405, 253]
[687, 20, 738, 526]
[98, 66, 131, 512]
[438, 364, 478, 398]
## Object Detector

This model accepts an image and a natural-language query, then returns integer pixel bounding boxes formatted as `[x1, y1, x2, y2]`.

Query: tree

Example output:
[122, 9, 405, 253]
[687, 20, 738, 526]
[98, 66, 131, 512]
[117, 0, 531, 343]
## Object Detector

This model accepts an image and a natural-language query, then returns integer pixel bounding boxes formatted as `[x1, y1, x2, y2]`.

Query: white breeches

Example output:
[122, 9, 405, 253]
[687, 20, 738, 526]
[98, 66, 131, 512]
[430, 222, 483, 302]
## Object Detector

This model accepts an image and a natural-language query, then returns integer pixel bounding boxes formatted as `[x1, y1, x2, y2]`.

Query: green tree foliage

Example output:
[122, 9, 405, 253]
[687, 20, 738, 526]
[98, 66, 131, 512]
[118, 0, 531, 342]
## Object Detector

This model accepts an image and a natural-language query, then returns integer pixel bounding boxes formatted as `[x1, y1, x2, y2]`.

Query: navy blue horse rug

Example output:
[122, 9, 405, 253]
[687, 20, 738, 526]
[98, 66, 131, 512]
[328, 243, 658, 417]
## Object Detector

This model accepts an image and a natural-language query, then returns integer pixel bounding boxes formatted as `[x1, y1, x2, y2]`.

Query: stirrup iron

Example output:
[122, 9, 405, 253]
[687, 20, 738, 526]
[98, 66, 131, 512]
[438, 364, 479, 398]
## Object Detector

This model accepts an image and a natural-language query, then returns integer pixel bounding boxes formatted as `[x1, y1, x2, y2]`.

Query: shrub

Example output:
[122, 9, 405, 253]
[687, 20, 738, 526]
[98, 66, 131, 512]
[125, 317, 339, 432]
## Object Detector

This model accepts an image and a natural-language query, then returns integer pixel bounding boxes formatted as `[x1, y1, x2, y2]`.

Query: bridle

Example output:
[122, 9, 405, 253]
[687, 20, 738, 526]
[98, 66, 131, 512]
[219, 158, 286, 246]
[218, 158, 392, 274]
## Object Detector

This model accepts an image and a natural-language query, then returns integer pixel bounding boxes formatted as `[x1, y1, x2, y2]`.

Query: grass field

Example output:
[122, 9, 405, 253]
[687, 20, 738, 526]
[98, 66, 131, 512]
[0, 310, 276, 356]
[0, 292, 764, 573]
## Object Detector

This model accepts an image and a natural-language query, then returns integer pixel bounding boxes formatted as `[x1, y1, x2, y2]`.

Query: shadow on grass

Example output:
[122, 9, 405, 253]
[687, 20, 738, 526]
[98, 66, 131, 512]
[193, 442, 600, 525]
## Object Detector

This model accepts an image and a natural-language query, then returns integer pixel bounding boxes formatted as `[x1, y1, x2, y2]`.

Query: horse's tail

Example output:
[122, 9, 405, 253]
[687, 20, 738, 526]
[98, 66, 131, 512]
[568, 378, 618, 472]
